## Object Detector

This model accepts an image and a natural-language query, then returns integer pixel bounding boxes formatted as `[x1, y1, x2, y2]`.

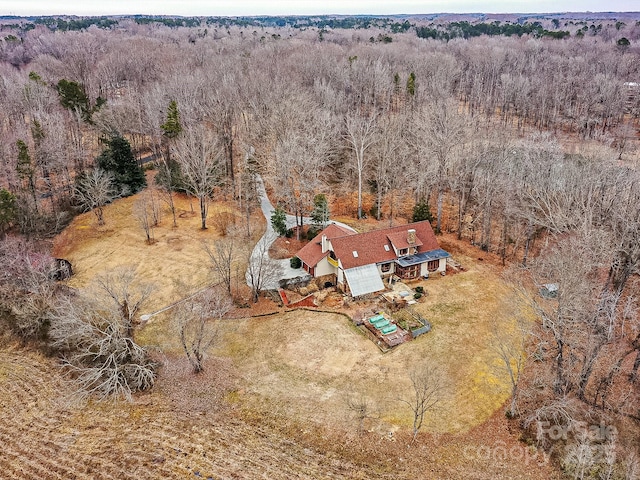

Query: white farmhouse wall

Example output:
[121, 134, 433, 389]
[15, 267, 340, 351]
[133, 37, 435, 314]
[420, 262, 429, 277]
[377, 263, 395, 276]
[315, 257, 336, 277]
[438, 258, 446, 272]
[419, 258, 447, 277]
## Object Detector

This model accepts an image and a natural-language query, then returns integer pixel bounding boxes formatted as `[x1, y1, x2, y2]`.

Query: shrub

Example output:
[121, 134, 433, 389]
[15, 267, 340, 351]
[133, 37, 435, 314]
[414, 292, 422, 300]
[290, 256, 302, 269]
[415, 286, 424, 294]
[306, 227, 320, 240]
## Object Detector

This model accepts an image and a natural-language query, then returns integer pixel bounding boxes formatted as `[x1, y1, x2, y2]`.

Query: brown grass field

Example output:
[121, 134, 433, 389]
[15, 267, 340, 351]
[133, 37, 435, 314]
[1, 189, 561, 479]
[53, 183, 264, 311]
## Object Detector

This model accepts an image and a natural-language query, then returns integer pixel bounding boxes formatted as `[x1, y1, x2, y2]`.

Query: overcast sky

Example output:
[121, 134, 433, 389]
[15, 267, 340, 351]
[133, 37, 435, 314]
[2, 0, 639, 17]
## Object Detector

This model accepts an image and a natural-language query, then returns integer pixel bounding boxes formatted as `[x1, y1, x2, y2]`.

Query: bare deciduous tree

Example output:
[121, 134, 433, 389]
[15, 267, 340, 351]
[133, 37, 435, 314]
[175, 125, 223, 230]
[246, 233, 283, 303]
[93, 265, 154, 340]
[490, 299, 529, 418]
[134, 189, 161, 244]
[344, 112, 377, 220]
[74, 168, 117, 226]
[346, 393, 376, 433]
[176, 288, 232, 374]
[204, 237, 236, 295]
[47, 293, 156, 401]
[0, 238, 60, 338]
[400, 364, 449, 443]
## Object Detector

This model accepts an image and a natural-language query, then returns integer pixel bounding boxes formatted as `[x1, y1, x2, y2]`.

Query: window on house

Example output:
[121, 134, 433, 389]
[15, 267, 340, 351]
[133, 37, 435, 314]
[427, 260, 440, 271]
[399, 248, 408, 256]
[397, 264, 419, 279]
[381, 263, 391, 273]
[384, 244, 390, 252]
[352, 251, 359, 258]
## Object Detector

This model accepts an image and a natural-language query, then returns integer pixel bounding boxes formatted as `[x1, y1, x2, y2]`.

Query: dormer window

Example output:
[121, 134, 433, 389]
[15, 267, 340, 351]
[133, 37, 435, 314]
[399, 248, 408, 256]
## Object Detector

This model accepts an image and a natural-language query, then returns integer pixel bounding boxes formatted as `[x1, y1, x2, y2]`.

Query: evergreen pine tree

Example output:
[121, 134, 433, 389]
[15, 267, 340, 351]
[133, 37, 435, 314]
[0, 188, 16, 239]
[311, 193, 330, 230]
[161, 100, 183, 139]
[412, 198, 433, 224]
[406, 72, 416, 97]
[271, 205, 287, 236]
[97, 134, 146, 196]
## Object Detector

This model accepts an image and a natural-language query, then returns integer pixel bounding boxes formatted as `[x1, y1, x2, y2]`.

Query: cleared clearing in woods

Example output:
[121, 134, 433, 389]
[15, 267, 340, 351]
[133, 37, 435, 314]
[205, 240, 520, 436]
[14, 190, 560, 479]
[57, 187, 522, 435]
[53, 184, 263, 310]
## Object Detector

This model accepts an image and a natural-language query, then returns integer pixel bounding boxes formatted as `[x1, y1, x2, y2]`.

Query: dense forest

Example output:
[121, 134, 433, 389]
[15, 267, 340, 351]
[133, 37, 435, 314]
[1, 14, 640, 478]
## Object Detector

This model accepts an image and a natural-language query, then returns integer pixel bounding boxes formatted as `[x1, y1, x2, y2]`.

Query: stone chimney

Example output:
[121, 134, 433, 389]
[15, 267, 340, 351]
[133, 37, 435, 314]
[407, 229, 416, 245]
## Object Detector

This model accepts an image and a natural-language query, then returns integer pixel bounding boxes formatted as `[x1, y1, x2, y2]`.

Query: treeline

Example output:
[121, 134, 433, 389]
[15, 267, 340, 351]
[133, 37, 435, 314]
[2, 14, 633, 41]
[33, 16, 118, 31]
[416, 21, 570, 40]
[0, 22, 639, 238]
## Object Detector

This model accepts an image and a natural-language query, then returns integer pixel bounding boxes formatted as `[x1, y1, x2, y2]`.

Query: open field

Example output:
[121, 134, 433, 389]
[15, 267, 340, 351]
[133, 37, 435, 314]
[53, 181, 265, 312]
[202, 238, 522, 435]
[6, 194, 562, 478]
[0, 341, 406, 479]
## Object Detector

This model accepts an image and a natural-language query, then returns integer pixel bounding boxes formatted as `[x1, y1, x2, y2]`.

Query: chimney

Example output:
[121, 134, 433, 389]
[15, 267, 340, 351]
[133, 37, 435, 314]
[407, 229, 416, 245]
[321, 234, 328, 253]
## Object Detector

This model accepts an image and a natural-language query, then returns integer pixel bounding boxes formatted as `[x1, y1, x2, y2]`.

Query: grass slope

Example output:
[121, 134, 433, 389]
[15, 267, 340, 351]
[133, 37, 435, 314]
[28, 189, 561, 479]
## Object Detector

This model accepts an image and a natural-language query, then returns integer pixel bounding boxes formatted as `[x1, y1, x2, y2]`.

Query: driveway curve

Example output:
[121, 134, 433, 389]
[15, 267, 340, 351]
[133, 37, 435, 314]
[249, 175, 355, 289]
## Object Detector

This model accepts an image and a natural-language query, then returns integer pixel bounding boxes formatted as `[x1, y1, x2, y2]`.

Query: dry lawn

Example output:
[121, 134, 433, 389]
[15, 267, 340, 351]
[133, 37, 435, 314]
[53, 185, 263, 312]
[206, 249, 520, 435]
[32, 197, 561, 478]
[0, 341, 405, 479]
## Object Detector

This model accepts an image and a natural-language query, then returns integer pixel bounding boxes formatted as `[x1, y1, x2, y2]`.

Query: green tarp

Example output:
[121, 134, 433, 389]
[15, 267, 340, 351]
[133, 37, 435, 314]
[381, 324, 397, 334]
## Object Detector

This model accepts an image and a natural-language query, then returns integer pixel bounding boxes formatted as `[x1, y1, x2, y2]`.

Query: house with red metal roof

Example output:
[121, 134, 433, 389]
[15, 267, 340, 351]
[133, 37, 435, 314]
[296, 220, 449, 297]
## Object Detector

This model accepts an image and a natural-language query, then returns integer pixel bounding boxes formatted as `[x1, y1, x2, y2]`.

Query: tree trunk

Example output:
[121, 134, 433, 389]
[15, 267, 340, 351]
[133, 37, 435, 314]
[164, 144, 178, 228]
[199, 196, 207, 229]
[522, 223, 534, 266]
[631, 350, 640, 383]
[96, 207, 105, 226]
[357, 164, 363, 219]
[554, 338, 567, 395]
[436, 187, 444, 234]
